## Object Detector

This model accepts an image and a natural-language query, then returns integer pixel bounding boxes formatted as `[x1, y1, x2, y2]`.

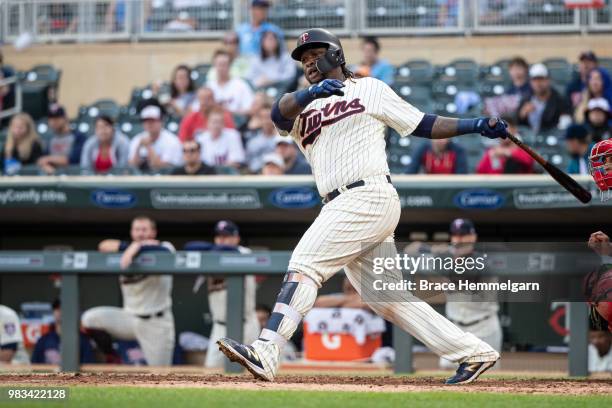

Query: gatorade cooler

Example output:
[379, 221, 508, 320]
[303, 308, 384, 361]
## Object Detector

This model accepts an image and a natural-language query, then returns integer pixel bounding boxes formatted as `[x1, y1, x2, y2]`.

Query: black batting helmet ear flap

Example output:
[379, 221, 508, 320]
[315, 47, 345, 74]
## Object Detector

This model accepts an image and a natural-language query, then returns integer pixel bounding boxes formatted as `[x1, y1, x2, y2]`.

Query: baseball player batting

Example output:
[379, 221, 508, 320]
[218, 28, 506, 384]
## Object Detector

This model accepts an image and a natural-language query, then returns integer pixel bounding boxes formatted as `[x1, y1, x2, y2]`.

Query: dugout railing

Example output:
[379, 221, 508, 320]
[0, 250, 590, 376]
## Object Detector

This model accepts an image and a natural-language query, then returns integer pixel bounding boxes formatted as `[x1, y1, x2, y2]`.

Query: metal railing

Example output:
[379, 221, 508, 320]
[472, 0, 581, 33]
[588, 0, 612, 31]
[2, 0, 131, 43]
[0, 250, 590, 376]
[360, 0, 465, 35]
[1, 0, 610, 44]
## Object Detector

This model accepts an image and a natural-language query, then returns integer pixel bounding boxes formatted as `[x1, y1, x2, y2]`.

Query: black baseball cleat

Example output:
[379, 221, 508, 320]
[445, 360, 497, 385]
[217, 337, 276, 381]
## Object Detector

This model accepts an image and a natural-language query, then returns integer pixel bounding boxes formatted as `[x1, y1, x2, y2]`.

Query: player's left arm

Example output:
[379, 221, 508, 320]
[376, 79, 507, 140]
[415, 114, 508, 140]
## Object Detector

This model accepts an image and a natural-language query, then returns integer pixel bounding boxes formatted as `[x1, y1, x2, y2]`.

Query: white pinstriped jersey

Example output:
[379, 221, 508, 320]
[278, 77, 424, 196]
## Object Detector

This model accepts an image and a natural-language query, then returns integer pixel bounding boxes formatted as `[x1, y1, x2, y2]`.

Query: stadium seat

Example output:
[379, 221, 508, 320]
[192, 64, 211, 87]
[257, 80, 293, 100]
[165, 116, 181, 134]
[439, 59, 479, 85]
[119, 119, 143, 138]
[543, 58, 572, 85]
[79, 99, 121, 121]
[481, 59, 512, 83]
[395, 60, 434, 85]
[598, 57, 612, 74]
[25, 64, 62, 84]
[394, 84, 432, 104]
[36, 120, 54, 145]
[477, 79, 507, 98]
[21, 81, 50, 121]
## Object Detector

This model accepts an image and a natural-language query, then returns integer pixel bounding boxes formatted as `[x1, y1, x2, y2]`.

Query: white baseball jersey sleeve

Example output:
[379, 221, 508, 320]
[0, 305, 23, 346]
[120, 241, 174, 316]
[278, 77, 424, 196]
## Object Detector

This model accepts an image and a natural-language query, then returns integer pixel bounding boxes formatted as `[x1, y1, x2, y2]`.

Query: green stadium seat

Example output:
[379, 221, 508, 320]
[394, 84, 432, 104]
[118, 118, 144, 138]
[395, 59, 434, 85]
[192, 64, 211, 87]
[25, 64, 61, 84]
[79, 99, 121, 121]
[543, 58, 572, 85]
[21, 81, 50, 121]
[477, 79, 507, 97]
[440, 59, 479, 85]
[598, 58, 612, 75]
[257, 80, 292, 100]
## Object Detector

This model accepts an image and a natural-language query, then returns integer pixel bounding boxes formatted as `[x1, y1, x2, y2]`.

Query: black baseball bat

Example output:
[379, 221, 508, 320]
[505, 131, 592, 204]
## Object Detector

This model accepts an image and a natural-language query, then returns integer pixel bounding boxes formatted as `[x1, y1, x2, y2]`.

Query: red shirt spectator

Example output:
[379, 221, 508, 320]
[179, 87, 235, 142]
[406, 139, 467, 174]
[476, 138, 534, 174]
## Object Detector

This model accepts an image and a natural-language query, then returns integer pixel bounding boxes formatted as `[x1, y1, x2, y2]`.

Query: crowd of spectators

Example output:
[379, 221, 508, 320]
[1, 1, 611, 177]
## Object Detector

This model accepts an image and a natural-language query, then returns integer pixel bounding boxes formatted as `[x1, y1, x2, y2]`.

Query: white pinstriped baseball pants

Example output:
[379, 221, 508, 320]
[288, 176, 497, 363]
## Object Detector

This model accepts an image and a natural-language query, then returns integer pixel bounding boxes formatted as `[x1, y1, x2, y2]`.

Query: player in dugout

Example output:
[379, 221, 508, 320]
[81, 215, 176, 366]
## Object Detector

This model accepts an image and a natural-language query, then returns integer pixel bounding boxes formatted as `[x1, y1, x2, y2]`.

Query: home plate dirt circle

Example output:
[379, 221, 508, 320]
[1, 373, 610, 395]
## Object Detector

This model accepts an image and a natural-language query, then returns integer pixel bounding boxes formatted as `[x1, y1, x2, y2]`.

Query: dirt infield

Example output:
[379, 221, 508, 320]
[1, 373, 610, 395]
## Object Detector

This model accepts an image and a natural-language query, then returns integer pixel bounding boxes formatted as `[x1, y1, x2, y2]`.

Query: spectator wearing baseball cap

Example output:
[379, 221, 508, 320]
[567, 51, 612, 109]
[128, 99, 183, 173]
[585, 98, 612, 142]
[235, 0, 284, 58]
[37, 104, 87, 174]
[565, 124, 593, 175]
[171, 140, 216, 175]
[517, 63, 571, 134]
[274, 136, 311, 175]
[260, 153, 285, 175]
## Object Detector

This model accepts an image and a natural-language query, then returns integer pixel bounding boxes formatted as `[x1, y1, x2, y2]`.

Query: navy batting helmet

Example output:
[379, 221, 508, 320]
[291, 28, 345, 74]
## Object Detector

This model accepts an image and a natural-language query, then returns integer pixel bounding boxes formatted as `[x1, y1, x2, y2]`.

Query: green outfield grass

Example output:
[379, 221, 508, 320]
[0, 387, 610, 408]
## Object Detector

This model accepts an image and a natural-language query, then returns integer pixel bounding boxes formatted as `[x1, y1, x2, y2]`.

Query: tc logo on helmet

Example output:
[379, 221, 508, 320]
[300, 33, 310, 43]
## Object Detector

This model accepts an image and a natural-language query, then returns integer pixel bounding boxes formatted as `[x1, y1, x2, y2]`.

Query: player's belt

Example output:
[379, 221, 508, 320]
[323, 175, 392, 204]
[450, 314, 494, 327]
[136, 310, 165, 320]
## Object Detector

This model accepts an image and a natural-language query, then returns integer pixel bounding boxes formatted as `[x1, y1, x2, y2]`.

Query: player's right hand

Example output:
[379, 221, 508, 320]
[308, 79, 345, 99]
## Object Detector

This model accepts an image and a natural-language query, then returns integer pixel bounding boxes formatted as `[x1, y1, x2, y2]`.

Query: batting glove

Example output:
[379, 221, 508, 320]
[476, 117, 508, 139]
[308, 79, 345, 99]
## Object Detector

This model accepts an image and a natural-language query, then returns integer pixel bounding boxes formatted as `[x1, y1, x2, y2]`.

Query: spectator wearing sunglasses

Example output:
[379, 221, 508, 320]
[171, 140, 216, 175]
